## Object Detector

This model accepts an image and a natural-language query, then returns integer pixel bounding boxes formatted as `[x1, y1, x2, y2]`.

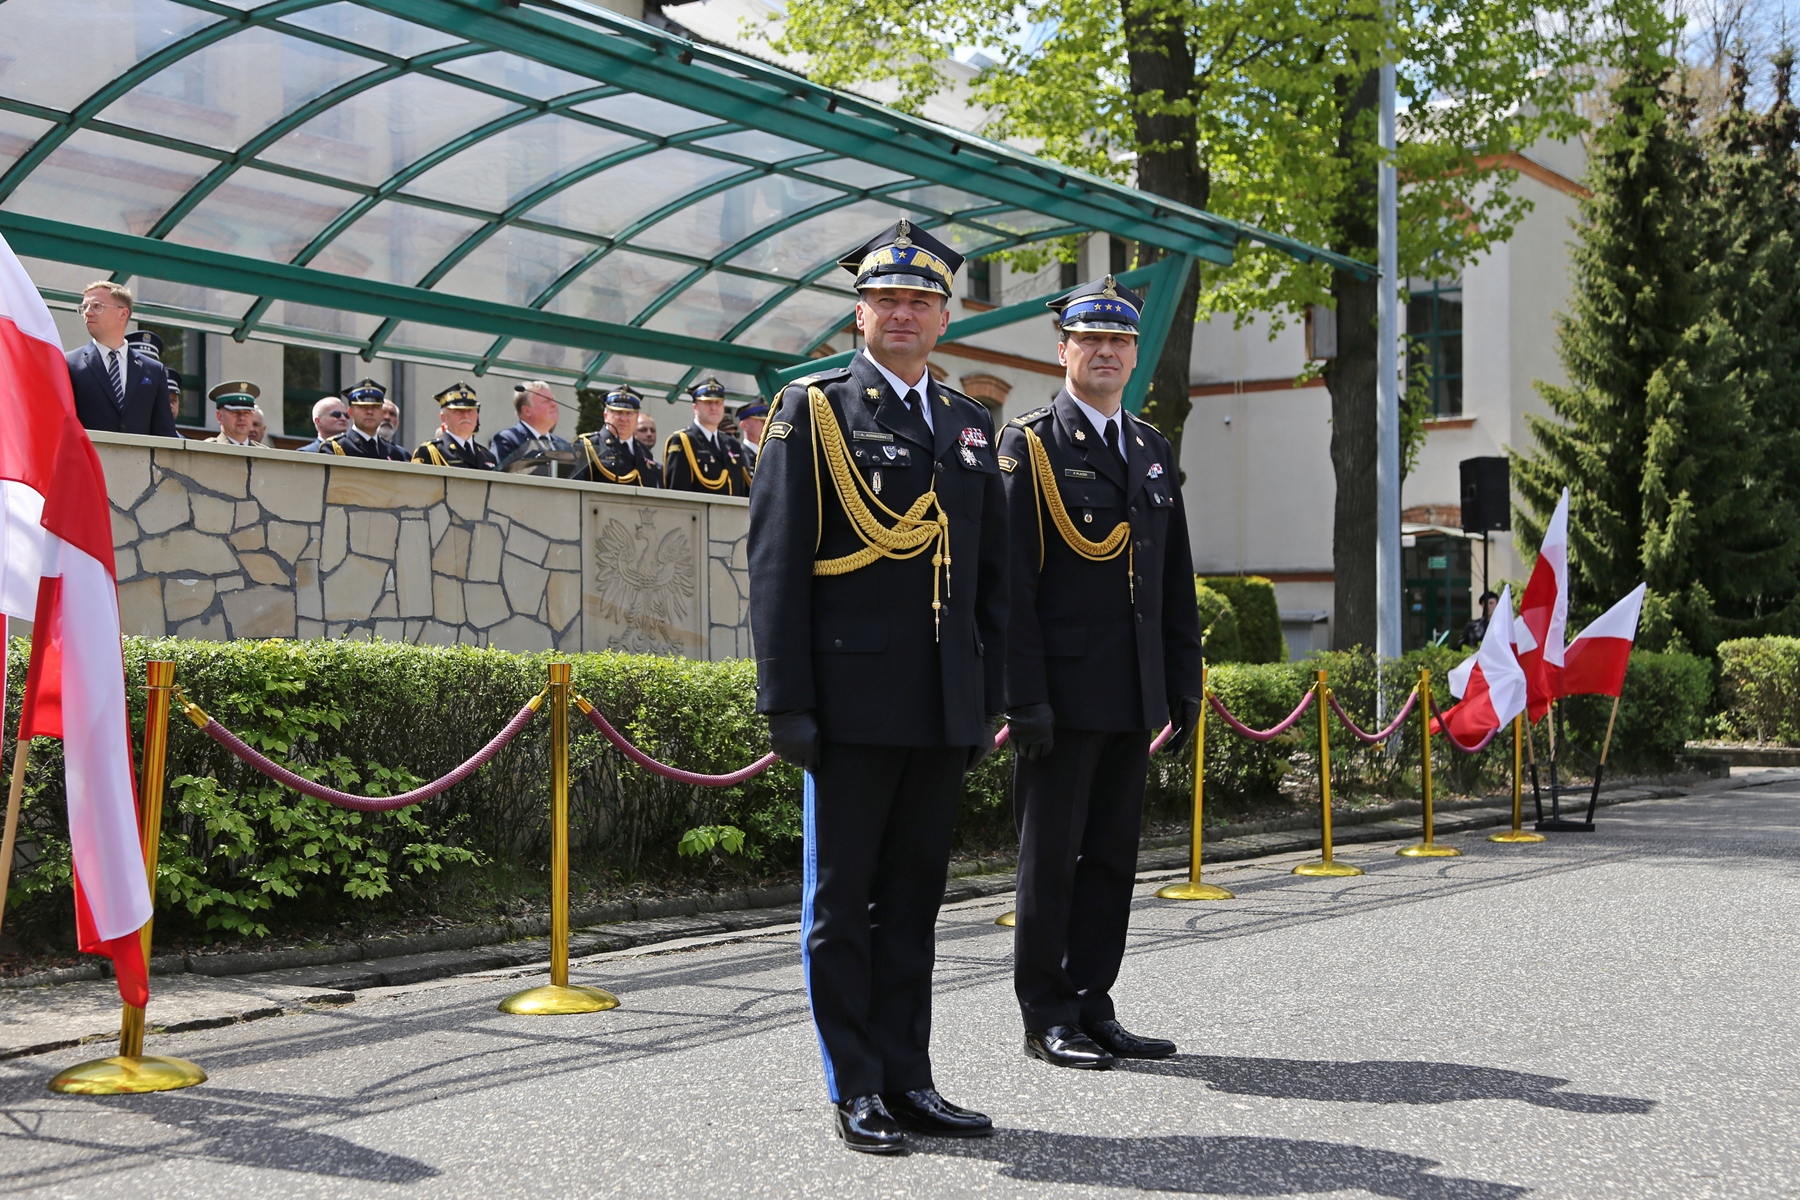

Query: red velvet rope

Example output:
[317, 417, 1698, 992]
[1426, 695, 1504, 754]
[580, 701, 779, 785]
[199, 700, 541, 812]
[1206, 689, 1316, 741]
[1327, 688, 1420, 744]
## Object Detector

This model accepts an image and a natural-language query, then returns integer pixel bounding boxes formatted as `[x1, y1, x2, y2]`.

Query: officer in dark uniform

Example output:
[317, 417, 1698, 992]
[737, 397, 768, 475]
[998, 275, 1203, 1071]
[663, 376, 751, 495]
[318, 378, 408, 461]
[572, 384, 661, 486]
[749, 219, 1008, 1155]
[411, 382, 496, 470]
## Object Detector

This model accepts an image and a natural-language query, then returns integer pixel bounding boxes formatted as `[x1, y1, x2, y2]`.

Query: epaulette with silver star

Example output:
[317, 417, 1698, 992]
[1010, 406, 1052, 427]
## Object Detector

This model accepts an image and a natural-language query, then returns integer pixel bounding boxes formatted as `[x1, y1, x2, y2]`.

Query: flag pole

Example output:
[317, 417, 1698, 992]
[1598, 692, 1623, 767]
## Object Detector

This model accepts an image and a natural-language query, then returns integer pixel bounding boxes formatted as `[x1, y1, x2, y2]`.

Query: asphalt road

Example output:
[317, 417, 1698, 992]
[4, 781, 1797, 1199]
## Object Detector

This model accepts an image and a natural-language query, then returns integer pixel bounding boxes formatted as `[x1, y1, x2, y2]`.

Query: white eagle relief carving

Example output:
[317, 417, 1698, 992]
[591, 507, 696, 655]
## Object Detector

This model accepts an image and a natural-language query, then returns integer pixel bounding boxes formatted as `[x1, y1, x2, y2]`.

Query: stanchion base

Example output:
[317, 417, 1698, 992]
[994, 911, 1016, 927]
[1396, 842, 1462, 858]
[1155, 881, 1236, 900]
[1489, 830, 1548, 843]
[48, 1055, 206, 1095]
[1292, 860, 1363, 877]
[498, 983, 620, 1015]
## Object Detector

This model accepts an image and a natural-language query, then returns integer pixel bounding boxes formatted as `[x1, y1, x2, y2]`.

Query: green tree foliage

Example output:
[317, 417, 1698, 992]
[769, 0, 1607, 647]
[1516, 34, 1799, 655]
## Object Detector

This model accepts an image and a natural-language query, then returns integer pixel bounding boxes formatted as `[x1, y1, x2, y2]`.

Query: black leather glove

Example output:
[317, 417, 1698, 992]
[1007, 703, 1055, 762]
[1164, 695, 1203, 759]
[967, 714, 1006, 771]
[766, 710, 821, 774]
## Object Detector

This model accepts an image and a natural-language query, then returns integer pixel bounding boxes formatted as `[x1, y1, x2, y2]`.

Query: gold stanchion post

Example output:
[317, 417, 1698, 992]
[500, 662, 619, 1015]
[1490, 713, 1545, 843]
[1295, 671, 1362, 877]
[49, 661, 206, 1094]
[1399, 668, 1459, 858]
[1159, 666, 1233, 900]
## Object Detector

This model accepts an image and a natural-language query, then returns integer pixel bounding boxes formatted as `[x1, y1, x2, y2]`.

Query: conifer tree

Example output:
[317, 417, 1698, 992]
[1515, 37, 1794, 654]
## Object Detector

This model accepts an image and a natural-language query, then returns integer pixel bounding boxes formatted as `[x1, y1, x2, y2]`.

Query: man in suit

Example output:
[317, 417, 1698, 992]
[749, 219, 1008, 1155]
[663, 376, 751, 495]
[317, 379, 408, 460]
[491, 380, 576, 475]
[295, 396, 349, 453]
[412, 382, 496, 469]
[572, 384, 661, 486]
[997, 276, 1203, 1071]
[66, 282, 178, 439]
[205, 382, 262, 446]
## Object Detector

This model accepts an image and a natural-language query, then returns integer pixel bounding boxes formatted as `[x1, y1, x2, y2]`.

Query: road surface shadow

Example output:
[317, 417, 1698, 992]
[929, 1130, 1529, 1197]
[1122, 1055, 1654, 1114]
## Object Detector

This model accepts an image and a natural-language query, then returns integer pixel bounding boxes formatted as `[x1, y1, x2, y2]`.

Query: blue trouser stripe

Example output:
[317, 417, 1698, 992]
[799, 770, 840, 1102]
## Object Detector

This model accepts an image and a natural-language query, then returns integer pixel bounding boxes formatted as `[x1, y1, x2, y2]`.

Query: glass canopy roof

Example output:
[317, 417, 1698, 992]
[0, 0, 1363, 400]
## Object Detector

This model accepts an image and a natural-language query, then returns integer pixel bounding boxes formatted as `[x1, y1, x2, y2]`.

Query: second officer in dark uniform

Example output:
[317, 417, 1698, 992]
[998, 276, 1203, 1071]
[318, 378, 409, 461]
[411, 382, 496, 469]
[663, 376, 751, 495]
[572, 384, 661, 486]
[749, 219, 1008, 1155]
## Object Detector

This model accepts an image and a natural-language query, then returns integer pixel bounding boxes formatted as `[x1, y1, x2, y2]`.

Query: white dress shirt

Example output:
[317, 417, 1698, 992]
[862, 348, 934, 433]
[1066, 390, 1127, 461]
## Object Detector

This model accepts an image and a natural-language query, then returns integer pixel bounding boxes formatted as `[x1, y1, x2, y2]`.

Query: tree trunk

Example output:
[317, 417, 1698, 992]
[1121, 0, 1206, 472]
[1322, 65, 1382, 651]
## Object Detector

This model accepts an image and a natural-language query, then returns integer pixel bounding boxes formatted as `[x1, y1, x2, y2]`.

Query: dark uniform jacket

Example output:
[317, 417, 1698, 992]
[997, 390, 1202, 730]
[663, 423, 751, 496]
[748, 354, 1008, 746]
[490, 421, 574, 473]
[572, 427, 661, 487]
[317, 426, 409, 461]
[66, 342, 179, 439]
[411, 430, 496, 470]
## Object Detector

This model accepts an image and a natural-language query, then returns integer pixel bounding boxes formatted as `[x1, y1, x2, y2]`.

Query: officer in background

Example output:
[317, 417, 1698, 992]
[664, 376, 751, 495]
[123, 330, 185, 432]
[205, 382, 262, 446]
[737, 397, 768, 474]
[997, 275, 1202, 1071]
[572, 384, 661, 486]
[412, 382, 496, 470]
[749, 219, 1008, 1155]
[318, 379, 408, 460]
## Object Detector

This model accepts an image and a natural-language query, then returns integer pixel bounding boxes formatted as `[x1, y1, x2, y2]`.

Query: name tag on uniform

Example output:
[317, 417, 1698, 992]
[1063, 468, 1097, 480]
[853, 430, 894, 442]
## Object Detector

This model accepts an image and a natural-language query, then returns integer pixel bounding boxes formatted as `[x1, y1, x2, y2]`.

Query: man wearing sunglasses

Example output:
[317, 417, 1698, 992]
[295, 396, 352, 454]
[65, 281, 178, 439]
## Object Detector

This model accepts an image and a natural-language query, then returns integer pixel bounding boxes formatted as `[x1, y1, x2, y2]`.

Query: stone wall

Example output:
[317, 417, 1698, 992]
[93, 434, 752, 659]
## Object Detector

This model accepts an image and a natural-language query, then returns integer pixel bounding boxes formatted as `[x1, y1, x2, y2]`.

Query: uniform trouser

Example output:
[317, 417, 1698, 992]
[802, 743, 966, 1102]
[1013, 727, 1152, 1031]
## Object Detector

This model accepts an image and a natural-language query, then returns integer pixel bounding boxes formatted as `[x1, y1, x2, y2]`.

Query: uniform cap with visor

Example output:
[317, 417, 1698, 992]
[839, 218, 964, 297]
[344, 378, 387, 406]
[689, 375, 728, 401]
[434, 381, 480, 410]
[208, 380, 260, 411]
[1047, 275, 1143, 336]
[604, 384, 644, 412]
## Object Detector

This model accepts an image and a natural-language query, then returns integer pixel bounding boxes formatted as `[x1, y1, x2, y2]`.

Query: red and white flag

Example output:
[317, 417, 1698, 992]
[1561, 584, 1646, 699]
[1436, 584, 1528, 744]
[0, 236, 149, 1006]
[1515, 489, 1569, 721]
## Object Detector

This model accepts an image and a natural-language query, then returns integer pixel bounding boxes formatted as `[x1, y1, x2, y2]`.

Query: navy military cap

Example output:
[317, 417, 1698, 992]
[737, 398, 769, 420]
[838, 218, 963, 297]
[124, 329, 164, 359]
[690, 375, 727, 401]
[165, 368, 181, 395]
[209, 380, 260, 411]
[344, 378, 387, 406]
[604, 384, 644, 412]
[434, 381, 479, 409]
[1048, 275, 1143, 335]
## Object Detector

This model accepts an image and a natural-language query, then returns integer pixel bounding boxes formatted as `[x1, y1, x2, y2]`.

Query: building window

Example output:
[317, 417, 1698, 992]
[138, 322, 205, 425]
[967, 258, 995, 303]
[1060, 258, 1079, 289]
[1406, 279, 1463, 417]
[1109, 236, 1132, 275]
[284, 346, 340, 436]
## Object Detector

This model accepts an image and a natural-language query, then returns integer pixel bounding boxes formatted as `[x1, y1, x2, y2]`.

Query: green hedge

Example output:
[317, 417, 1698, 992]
[1715, 637, 1800, 744]
[1200, 576, 1288, 663]
[1194, 583, 1243, 663]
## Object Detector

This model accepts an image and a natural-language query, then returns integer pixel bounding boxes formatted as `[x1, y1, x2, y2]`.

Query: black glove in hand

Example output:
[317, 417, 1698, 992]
[766, 710, 821, 774]
[1007, 703, 1056, 762]
[1165, 695, 1203, 758]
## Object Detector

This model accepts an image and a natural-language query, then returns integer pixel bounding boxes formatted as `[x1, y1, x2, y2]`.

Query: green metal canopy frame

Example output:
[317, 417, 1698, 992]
[0, 0, 1367, 408]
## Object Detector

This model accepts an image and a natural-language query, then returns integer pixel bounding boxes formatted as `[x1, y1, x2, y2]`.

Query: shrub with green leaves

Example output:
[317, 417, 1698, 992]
[1194, 583, 1243, 662]
[1200, 576, 1288, 663]
[1715, 637, 1800, 744]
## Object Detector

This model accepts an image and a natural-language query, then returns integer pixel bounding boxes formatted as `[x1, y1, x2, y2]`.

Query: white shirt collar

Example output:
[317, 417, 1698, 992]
[862, 349, 934, 432]
[1066, 390, 1125, 456]
[91, 338, 126, 358]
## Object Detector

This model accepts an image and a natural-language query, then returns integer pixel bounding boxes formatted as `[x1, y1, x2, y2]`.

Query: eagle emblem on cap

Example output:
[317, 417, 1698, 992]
[1102, 275, 1119, 299]
[894, 218, 912, 249]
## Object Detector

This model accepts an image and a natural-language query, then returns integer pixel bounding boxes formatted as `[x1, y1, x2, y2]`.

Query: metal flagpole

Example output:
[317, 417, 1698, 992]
[1374, 6, 1402, 676]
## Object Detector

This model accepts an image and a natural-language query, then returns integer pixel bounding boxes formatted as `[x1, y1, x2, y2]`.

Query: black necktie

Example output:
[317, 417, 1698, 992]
[1104, 418, 1120, 459]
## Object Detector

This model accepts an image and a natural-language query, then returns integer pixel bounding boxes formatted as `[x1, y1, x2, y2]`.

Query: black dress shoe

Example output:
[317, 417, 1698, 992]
[1023, 1024, 1116, 1070]
[1086, 1018, 1178, 1059]
[833, 1095, 906, 1154]
[881, 1087, 995, 1138]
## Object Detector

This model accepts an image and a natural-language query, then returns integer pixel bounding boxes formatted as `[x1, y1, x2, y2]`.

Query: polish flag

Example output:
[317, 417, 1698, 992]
[1561, 584, 1646, 699]
[1516, 489, 1569, 720]
[1435, 584, 1528, 744]
[0, 236, 149, 1006]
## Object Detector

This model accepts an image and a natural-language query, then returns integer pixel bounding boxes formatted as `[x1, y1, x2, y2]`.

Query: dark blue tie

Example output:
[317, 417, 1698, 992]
[106, 349, 125, 411]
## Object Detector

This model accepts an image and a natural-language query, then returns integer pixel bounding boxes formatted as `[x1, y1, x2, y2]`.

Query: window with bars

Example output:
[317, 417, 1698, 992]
[967, 257, 995, 303]
[1406, 280, 1463, 418]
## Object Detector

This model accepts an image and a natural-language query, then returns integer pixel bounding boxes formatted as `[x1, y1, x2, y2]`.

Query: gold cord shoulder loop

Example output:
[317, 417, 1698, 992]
[1022, 424, 1135, 603]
